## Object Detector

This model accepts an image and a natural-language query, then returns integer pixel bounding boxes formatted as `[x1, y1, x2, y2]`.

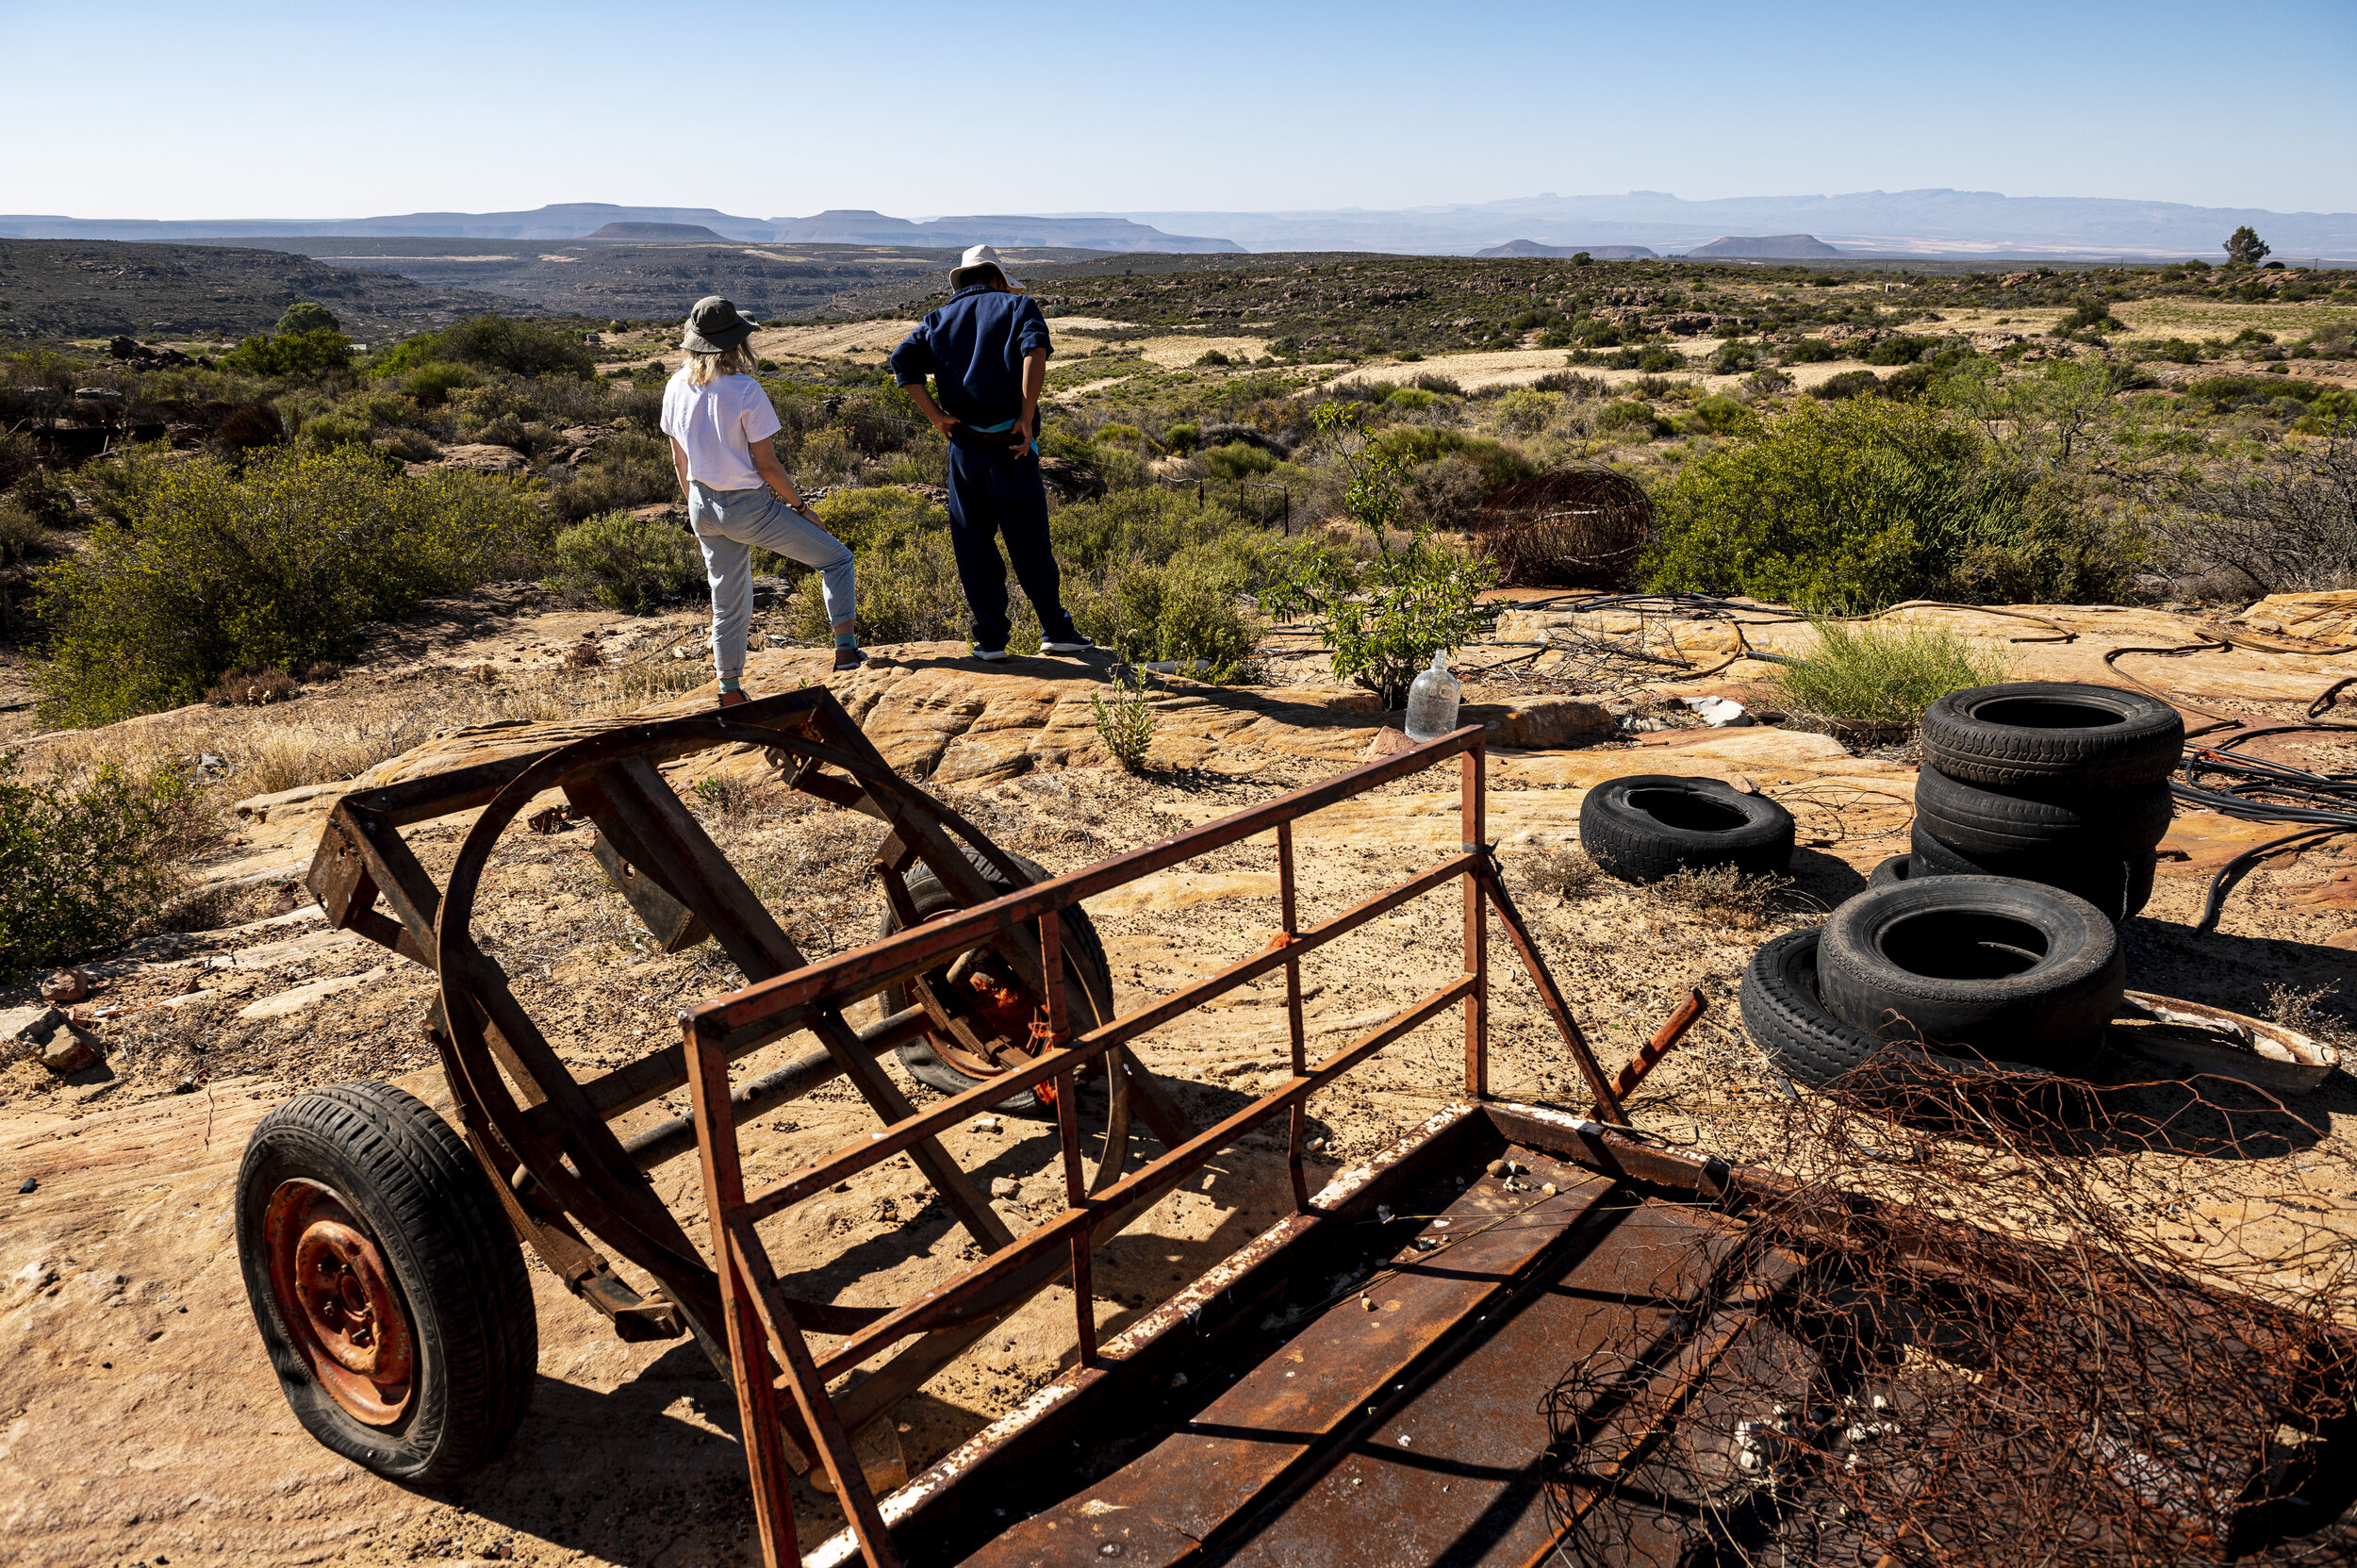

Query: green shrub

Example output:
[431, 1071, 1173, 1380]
[1162, 422, 1200, 454]
[402, 361, 484, 408]
[35, 448, 552, 726]
[553, 431, 678, 522]
[1195, 349, 1230, 367]
[1369, 426, 1534, 493]
[1865, 336, 1941, 365]
[1599, 399, 1671, 439]
[1688, 395, 1755, 437]
[2185, 374, 2298, 410]
[1645, 398, 2116, 613]
[1262, 404, 1493, 704]
[548, 509, 705, 612]
[217, 328, 354, 377]
[1635, 345, 1686, 372]
[1202, 441, 1278, 480]
[1772, 619, 2016, 728]
[1494, 388, 1559, 434]
[0, 752, 194, 975]
[814, 485, 947, 547]
[1091, 668, 1157, 769]
[372, 315, 596, 380]
[792, 527, 972, 645]
[1812, 370, 1884, 401]
[1387, 387, 1439, 410]
[1788, 338, 1840, 363]
[275, 301, 340, 337]
[1071, 549, 1258, 669]
[297, 408, 377, 451]
[1710, 339, 1766, 374]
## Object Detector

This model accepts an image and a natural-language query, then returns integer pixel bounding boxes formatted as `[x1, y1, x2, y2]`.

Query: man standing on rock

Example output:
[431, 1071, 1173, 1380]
[891, 246, 1095, 662]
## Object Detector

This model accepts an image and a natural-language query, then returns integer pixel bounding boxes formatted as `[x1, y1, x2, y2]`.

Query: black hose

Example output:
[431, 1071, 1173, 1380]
[2173, 723, 2357, 931]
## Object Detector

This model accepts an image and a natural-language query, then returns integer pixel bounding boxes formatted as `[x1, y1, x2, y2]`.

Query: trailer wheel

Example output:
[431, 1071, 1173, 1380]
[237, 1081, 536, 1483]
[881, 850, 1116, 1113]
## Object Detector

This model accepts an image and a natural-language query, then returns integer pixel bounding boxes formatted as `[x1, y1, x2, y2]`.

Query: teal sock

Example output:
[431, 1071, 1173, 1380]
[833, 632, 857, 651]
[718, 676, 742, 694]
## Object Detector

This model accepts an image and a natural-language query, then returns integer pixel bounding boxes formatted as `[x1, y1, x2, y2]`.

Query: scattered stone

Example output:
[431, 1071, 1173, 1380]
[41, 1028, 99, 1075]
[4, 1003, 66, 1054]
[17, 1177, 34, 1195]
[40, 969, 90, 1004]
[173, 1076, 199, 1095]
[990, 1176, 1022, 1199]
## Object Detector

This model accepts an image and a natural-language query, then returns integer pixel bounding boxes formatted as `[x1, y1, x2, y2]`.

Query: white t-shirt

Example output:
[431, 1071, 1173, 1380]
[659, 371, 783, 492]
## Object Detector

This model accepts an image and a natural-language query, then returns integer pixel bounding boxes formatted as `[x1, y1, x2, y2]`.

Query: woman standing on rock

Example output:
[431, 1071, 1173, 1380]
[661, 295, 863, 701]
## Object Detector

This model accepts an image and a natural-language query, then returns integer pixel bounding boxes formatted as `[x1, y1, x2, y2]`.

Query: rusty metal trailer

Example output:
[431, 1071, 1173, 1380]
[239, 689, 2351, 1565]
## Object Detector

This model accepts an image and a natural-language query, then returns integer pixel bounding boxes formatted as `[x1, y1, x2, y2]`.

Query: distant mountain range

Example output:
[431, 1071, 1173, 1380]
[3, 190, 2352, 260]
[0, 203, 1242, 254]
[1099, 190, 2357, 259]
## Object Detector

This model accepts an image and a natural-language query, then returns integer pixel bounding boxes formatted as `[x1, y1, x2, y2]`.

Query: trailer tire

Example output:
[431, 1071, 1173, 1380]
[236, 1081, 535, 1483]
[1920, 682, 2184, 792]
[1817, 877, 2123, 1064]
[1577, 775, 1794, 884]
[882, 849, 1115, 1113]
[1739, 929, 2101, 1107]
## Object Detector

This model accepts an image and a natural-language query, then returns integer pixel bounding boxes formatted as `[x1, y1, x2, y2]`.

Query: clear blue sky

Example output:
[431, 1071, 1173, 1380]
[5, 0, 2352, 220]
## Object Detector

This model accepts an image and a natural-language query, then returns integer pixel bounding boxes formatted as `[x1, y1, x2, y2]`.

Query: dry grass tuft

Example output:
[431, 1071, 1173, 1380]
[204, 667, 299, 707]
[1645, 865, 1792, 930]
[1519, 842, 1603, 900]
[2266, 981, 2353, 1048]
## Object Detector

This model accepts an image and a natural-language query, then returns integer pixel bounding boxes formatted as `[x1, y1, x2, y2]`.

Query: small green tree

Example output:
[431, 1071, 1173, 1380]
[2225, 226, 2271, 268]
[275, 300, 340, 337]
[216, 327, 354, 377]
[1261, 404, 1493, 706]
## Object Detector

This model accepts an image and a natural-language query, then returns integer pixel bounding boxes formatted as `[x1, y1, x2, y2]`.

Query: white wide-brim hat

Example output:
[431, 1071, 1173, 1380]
[948, 243, 1025, 292]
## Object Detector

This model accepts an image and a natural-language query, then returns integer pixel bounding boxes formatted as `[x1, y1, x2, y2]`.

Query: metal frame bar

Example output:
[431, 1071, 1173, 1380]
[686, 725, 1630, 1566]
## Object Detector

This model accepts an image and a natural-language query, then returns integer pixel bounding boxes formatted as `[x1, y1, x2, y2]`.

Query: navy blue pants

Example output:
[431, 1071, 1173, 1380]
[946, 432, 1077, 652]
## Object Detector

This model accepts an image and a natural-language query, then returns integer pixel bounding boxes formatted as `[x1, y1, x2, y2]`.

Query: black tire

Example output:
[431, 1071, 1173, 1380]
[1908, 823, 2155, 922]
[1817, 877, 2124, 1064]
[1920, 682, 2184, 793]
[1739, 929, 2101, 1111]
[1914, 766, 2173, 860]
[1868, 855, 1914, 889]
[1577, 775, 1795, 884]
[881, 848, 1115, 1113]
[236, 1082, 536, 1483]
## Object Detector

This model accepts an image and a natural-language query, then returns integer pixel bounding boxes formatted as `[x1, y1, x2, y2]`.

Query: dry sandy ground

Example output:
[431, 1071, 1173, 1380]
[6, 594, 2357, 1566]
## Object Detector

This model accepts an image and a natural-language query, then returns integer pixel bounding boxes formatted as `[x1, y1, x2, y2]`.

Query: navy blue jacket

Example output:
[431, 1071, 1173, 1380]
[888, 286, 1053, 426]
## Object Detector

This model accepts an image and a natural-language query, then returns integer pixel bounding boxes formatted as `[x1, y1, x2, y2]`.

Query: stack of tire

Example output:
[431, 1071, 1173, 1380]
[1870, 683, 2184, 922]
[1741, 875, 2125, 1110]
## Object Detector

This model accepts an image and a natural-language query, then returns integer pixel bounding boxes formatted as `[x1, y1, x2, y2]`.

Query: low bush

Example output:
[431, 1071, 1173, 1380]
[1687, 395, 1755, 437]
[1070, 549, 1258, 669]
[0, 751, 196, 975]
[553, 430, 678, 522]
[1788, 338, 1840, 363]
[35, 448, 552, 726]
[1646, 398, 2121, 612]
[217, 328, 353, 378]
[1202, 440, 1279, 480]
[1772, 619, 2015, 728]
[401, 361, 484, 408]
[204, 666, 299, 706]
[1386, 387, 1439, 411]
[793, 527, 973, 645]
[548, 509, 706, 612]
[814, 485, 947, 547]
[1864, 336, 1942, 366]
[1812, 370, 1884, 401]
[1598, 400, 1671, 439]
[1710, 339, 1766, 374]
[372, 314, 597, 380]
[1370, 426, 1535, 494]
[1090, 668, 1156, 770]
[1494, 388, 1559, 434]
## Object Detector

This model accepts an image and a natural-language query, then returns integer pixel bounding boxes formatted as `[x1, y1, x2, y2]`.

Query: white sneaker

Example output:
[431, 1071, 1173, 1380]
[974, 646, 1013, 662]
[1040, 634, 1098, 654]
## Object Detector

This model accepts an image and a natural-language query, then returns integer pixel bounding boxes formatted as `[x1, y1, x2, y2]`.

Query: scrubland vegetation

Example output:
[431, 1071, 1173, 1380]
[0, 248, 2351, 970]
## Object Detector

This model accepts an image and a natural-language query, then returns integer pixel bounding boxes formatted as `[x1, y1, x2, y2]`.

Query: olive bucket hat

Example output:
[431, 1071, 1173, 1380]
[680, 295, 758, 353]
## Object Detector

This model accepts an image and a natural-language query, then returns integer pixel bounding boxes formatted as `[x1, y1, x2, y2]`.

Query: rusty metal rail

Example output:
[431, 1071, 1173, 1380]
[683, 725, 1634, 1568]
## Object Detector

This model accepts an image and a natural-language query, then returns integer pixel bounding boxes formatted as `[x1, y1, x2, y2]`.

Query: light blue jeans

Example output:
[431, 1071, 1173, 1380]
[685, 483, 856, 681]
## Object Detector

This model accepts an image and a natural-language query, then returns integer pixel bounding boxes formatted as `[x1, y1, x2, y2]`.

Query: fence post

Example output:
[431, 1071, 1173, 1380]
[1460, 736, 1488, 1099]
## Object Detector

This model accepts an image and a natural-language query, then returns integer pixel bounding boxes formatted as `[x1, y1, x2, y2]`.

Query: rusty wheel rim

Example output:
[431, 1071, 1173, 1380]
[265, 1179, 415, 1426]
[914, 910, 1049, 1081]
